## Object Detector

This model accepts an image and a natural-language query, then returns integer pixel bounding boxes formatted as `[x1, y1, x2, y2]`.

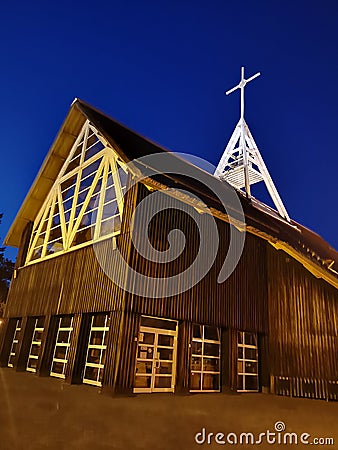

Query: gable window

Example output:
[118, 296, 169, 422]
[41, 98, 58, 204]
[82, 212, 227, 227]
[25, 121, 128, 264]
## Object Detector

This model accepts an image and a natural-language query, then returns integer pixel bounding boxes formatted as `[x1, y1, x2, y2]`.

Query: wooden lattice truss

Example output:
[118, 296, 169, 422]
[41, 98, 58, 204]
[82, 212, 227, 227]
[26, 121, 128, 264]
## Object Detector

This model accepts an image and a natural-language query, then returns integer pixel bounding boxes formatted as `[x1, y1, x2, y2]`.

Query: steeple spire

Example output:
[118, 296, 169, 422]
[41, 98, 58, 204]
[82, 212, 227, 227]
[214, 67, 290, 222]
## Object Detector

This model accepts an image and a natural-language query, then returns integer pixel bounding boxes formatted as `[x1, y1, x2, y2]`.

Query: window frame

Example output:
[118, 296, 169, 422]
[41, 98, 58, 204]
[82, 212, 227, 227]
[26, 317, 45, 373]
[50, 316, 74, 379]
[8, 318, 22, 368]
[190, 324, 221, 393]
[237, 331, 259, 392]
[83, 313, 110, 387]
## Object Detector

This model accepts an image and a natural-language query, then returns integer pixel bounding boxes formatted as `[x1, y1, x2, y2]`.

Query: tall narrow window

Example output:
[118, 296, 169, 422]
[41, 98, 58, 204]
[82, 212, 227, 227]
[8, 318, 22, 367]
[50, 316, 74, 379]
[190, 324, 221, 392]
[237, 331, 259, 392]
[83, 314, 110, 386]
[27, 317, 45, 373]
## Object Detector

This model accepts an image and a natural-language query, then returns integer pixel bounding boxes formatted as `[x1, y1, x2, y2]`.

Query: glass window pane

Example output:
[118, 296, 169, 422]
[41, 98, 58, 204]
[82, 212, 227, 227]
[60, 316, 73, 328]
[51, 361, 65, 375]
[191, 341, 202, 355]
[30, 343, 41, 357]
[57, 331, 70, 343]
[245, 361, 258, 374]
[84, 139, 104, 161]
[157, 334, 173, 347]
[11, 342, 18, 354]
[72, 226, 95, 246]
[137, 346, 153, 359]
[154, 376, 171, 389]
[245, 375, 259, 391]
[92, 314, 108, 327]
[204, 342, 219, 357]
[89, 331, 104, 345]
[190, 372, 202, 390]
[204, 326, 219, 341]
[100, 216, 121, 237]
[27, 358, 38, 371]
[87, 348, 102, 365]
[46, 239, 63, 256]
[65, 155, 81, 174]
[136, 361, 152, 374]
[203, 357, 220, 372]
[245, 333, 257, 346]
[118, 167, 128, 187]
[134, 376, 151, 388]
[84, 366, 99, 382]
[82, 159, 101, 179]
[54, 346, 67, 360]
[140, 317, 177, 331]
[156, 362, 172, 375]
[61, 175, 77, 199]
[34, 331, 44, 341]
[36, 317, 44, 328]
[191, 356, 202, 371]
[202, 374, 219, 391]
[238, 375, 244, 391]
[245, 347, 257, 360]
[104, 185, 117, 204]
[193, 324, 202, 339]
[139, 332, 154, 344]
[157, 347, 173, 361]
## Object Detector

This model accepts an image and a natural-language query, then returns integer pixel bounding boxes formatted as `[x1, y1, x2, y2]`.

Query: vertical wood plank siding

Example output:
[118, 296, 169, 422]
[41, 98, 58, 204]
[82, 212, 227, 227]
[5, 182, 268, 334]
[4, 241, 124, 317]
[267, 246, 338, 392]
[124, 185, 268, 332]
[3, 179, 337, 397]
[3, 183, 137, 318]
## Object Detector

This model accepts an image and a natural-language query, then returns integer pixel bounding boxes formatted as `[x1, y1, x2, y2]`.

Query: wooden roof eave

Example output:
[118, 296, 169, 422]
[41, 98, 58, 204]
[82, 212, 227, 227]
[141, 177, 338, 290]
[4, 100, 87, 247]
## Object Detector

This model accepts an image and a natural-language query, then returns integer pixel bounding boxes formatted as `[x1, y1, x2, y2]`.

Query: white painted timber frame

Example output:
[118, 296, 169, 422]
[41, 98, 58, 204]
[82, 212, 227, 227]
[25, 120, 128, 265]
[214, 67, 290, 222]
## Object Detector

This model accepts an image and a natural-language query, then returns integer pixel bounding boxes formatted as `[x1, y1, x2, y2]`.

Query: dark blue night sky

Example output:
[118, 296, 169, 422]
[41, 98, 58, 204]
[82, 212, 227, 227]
[1, 0, 338, 260]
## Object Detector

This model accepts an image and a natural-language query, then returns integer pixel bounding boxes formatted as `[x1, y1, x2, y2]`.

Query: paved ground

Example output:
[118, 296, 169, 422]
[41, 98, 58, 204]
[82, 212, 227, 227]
[0, 368, 337, 450]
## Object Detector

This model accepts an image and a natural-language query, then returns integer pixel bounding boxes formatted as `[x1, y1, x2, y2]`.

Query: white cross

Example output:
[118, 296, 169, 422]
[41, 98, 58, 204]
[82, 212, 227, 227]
[226, 67, 260, 120]
[225, 67, 261, 197]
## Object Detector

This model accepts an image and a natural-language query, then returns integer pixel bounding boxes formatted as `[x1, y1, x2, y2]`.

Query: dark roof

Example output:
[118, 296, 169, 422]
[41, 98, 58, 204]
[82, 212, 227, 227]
[5, 98, 338, 285]
[76, 99, 338, 277]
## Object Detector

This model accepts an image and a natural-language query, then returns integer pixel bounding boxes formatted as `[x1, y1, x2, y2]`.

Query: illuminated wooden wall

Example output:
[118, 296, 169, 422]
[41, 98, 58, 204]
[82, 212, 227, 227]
[1, 181, 337, 399]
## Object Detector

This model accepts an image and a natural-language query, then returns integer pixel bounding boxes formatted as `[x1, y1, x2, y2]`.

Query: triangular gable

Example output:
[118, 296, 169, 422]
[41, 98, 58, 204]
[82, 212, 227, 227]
[25, 120, 128, 263]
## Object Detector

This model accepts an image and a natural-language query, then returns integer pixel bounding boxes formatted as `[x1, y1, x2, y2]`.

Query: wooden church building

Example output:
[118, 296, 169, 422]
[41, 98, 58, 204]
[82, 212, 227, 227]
[0, 93, 337, 399]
